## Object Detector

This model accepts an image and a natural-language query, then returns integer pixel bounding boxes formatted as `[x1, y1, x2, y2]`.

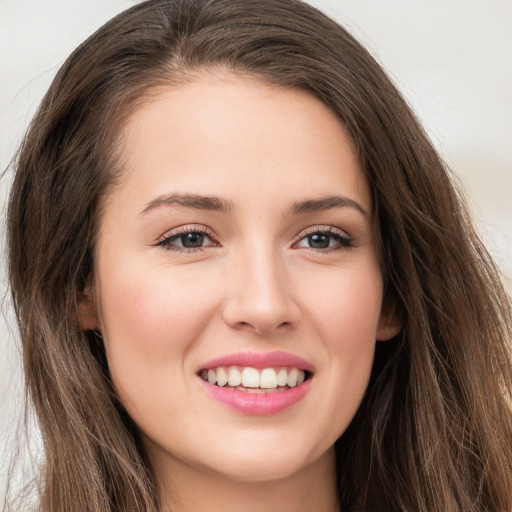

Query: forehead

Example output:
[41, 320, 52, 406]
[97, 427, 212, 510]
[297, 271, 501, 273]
[111, 73, 371, 214]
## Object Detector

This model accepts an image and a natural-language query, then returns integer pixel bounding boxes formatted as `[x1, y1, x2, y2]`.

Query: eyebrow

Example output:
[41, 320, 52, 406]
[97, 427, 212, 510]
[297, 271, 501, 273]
[139, 193, 368, 218]
[289, 196, 368, 217]
[140, 193, 233, 215]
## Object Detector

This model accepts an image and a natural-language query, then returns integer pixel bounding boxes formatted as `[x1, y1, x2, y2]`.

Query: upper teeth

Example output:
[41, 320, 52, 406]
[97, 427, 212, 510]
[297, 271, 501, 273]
[201, 366, 306, 389]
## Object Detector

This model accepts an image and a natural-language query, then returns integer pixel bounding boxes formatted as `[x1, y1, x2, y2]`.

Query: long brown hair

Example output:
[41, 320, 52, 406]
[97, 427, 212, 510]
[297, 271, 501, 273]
[6, 0, 512, 510]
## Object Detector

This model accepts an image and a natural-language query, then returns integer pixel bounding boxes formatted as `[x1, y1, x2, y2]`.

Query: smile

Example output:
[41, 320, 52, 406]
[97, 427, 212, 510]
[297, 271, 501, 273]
[197, 352, 314, 414]
[200, 366, 308, 392]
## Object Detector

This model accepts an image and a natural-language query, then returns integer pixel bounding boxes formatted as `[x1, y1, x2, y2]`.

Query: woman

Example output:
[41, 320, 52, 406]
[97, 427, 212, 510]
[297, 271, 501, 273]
[6, 0, 512, 510]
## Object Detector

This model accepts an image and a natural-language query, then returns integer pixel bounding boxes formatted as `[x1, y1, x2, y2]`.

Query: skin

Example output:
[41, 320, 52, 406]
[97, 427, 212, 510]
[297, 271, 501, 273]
[82, 73, 400, 512]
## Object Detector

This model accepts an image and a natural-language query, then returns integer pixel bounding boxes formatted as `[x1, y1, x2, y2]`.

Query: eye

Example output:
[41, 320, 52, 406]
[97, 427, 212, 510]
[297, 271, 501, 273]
[156, 226, 219, 252]
[294, 227, 353, 251]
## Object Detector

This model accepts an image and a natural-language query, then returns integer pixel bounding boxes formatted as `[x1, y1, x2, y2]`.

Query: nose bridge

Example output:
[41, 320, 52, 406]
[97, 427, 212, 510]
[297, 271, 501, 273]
[223, 241, 298, 334]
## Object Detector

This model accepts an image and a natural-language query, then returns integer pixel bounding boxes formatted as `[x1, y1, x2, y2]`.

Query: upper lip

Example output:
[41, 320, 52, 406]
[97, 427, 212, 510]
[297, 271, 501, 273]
[198, 351, 315, 373]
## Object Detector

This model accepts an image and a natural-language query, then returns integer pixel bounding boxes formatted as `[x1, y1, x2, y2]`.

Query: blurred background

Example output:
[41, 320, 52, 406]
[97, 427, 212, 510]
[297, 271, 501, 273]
[1, 0, 511, 502]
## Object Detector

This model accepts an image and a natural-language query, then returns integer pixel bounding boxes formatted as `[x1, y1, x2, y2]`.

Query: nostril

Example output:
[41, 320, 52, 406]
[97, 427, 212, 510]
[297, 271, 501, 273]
[231, 320, 291, 334]
[233, 321, 255, 332]
[253, 320, 291, 335]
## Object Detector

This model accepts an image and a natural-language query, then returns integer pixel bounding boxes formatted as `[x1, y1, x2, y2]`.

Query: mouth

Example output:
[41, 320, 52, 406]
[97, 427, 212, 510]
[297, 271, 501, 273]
[198, 366, 312, 393]
[197, 352, 314, 415]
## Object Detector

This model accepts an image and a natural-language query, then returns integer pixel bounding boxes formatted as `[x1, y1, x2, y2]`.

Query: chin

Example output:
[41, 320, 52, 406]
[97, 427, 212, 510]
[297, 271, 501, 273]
[208, 455, 313, 483]
[197, 440, 332, 484]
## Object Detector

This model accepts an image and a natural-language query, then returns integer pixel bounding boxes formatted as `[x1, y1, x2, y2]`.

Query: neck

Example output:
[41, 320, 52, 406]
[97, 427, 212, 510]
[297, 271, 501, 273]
[151, 446, 339, 512]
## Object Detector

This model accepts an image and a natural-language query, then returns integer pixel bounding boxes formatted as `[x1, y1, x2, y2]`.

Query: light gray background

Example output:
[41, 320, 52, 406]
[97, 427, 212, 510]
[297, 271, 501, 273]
[1, 0, 511, 501]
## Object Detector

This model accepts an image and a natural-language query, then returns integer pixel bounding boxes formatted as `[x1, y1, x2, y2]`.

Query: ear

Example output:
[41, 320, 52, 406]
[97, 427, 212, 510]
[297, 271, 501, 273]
[376, 301, 402, 341]
[78, 286, 99, 331]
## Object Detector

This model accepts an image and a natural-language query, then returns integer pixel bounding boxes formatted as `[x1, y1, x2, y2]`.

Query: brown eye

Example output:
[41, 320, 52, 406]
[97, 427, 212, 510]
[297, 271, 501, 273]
[180, 232, 206, 248]
[295, 229, 353, 251]
[307, 233, 331, 249]
[157, 229, 218, 252]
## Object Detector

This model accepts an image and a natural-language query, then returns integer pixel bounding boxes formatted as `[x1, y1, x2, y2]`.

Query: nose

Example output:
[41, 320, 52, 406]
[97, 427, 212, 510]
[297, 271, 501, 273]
[222, 248, 300, 335]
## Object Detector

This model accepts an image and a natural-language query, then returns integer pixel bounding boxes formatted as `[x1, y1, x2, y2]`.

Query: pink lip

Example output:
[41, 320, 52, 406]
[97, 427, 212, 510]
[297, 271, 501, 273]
[198, 377, 312, 415]
[197, 351, 314, 415]
[199, 351, 315, 372]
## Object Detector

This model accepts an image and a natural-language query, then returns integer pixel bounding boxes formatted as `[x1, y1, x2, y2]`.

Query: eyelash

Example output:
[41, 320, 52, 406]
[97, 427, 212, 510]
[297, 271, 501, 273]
[292, 226, 354, 253]
[155, 225, 219, 253]
[155, 225, 354, 253]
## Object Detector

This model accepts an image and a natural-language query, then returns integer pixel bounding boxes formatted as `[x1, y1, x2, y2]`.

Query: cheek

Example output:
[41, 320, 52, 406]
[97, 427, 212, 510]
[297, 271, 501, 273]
[101, 257, 217, 334]
[326, 263, 382, 373]
[337, 277, 382, 343]
[295, 260, 382, 435]
[299, 259, 383, 343]
[96, 260, 221, 396]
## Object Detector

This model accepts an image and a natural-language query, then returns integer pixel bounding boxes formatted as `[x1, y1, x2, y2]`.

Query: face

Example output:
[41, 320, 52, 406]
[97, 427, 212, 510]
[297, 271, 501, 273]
[84, 74, 399, 485]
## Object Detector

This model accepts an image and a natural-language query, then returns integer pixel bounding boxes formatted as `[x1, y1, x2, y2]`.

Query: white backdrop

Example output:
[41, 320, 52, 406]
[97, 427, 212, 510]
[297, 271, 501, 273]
[1, 0, 511, 501]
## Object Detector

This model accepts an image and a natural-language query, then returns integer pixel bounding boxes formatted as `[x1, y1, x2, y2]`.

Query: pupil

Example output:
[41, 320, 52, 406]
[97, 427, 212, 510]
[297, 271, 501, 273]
[309, 233, 330, 248]
[182, 233, 204, 248]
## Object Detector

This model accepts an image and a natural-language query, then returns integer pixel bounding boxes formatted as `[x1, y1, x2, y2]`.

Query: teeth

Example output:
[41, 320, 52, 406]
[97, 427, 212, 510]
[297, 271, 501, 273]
[277, 368, 288, 387]
[201, 366, 308, 390]
[242, 367, 260, 387]
[216, 366, 228, 387]
[227, 367, 242, 387]
[235, 386, 285, 393]
[260, 368, 277, 388]
[287, 368, 299, 387]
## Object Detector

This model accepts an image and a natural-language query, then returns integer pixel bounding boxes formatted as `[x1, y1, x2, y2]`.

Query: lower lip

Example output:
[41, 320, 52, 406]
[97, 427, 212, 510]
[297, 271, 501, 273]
[198, 378, 312, 415]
